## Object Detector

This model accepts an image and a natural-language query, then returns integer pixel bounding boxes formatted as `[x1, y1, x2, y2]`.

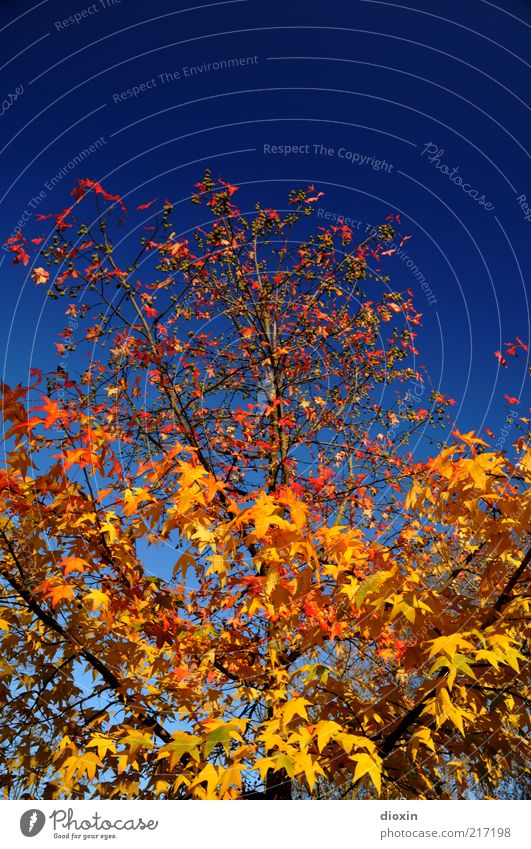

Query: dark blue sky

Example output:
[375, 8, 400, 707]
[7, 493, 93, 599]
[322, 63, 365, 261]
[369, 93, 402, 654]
[1, 0, 530, 448]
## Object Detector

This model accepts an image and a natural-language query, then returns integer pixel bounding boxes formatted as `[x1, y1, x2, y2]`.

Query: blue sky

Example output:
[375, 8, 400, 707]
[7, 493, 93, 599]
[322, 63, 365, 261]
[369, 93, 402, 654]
[0, 0, 530, 449]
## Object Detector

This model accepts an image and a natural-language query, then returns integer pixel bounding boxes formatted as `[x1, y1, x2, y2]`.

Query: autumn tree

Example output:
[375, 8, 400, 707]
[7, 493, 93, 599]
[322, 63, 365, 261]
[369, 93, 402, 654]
[0, 175, 529, 800]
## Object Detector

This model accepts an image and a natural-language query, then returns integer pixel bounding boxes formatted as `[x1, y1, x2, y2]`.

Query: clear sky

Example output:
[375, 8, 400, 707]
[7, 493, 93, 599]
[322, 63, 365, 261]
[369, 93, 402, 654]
[0, 0, 529, 450]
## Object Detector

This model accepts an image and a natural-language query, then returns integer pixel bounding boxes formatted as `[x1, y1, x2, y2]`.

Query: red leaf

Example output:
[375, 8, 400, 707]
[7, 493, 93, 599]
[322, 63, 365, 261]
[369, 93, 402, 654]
[136, 198, 158, 211]
[218, 179, 239, 197]
[71, 179, 126, 212]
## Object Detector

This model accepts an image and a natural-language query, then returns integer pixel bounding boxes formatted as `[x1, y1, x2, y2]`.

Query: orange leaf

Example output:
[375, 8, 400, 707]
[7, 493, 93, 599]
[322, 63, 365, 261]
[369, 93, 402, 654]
[60, 557, 91, 576]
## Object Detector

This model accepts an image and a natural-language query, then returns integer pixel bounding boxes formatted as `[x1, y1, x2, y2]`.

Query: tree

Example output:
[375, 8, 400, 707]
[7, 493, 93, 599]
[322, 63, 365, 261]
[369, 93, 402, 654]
[1, 175, 529, 800]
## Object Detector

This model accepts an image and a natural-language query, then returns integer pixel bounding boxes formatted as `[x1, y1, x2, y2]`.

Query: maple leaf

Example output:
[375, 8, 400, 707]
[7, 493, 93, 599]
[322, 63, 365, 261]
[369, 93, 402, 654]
[120, 730, 154, 754]
[100, 517, 118, 543]
[203, 720, 245, 756]
[32, 396, 65, 428]
[62, 752, 103, 784]
[71, 178, 126, 212]
[86, 735, 117, 760]
[156, 733, 201, 770]
[191, 763, 220, 799]
[84, 589, 110, 610]
[409, 727, 435, 762]
[60, 557, 91, 576]
[31, 267, 50, 285]
[219, 764, 244, 796]
[282, 698, 311, 724]
[315, 720, 342, 752]
[123, 487, 153, 517]
[40, 581, 75, 607]
[351, 752, 382, 795]
[451, 429, 489, 449]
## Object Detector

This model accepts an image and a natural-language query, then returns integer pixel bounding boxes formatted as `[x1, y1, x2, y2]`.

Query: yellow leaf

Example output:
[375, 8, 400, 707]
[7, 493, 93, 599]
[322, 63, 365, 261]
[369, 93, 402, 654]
[448, 707, 465, 735]
[279, 489, 308, 531]
[117, 754, 129, 775]
[100, 517, 118, 543]
[203, 721, 244, 757]
[121, 731, 154, 754]
[156, 732, 201, 769]
[191, 763, 220, 799]
[428, 633, 475, 659]
[86, 735, 117, 760]
[352, 752, 382, 795]
[247, 597, 265, 617]
[219, 764, 243, 796]
[315, 720, 342, 752]
[207, 554, 228, 578]
[294, 752, 325, 791]
[255, 756, 276, 780]
[84, 589, 110, 610]
[123, 487, 153, 517]
[173, 551, 195, 581]
[355, 568, 396, 608]
[191, 524, 215, 549]
[266, 568, 279, 596]
[282, 697, 311, 725]
[62, 752, 103, 784]
[434, 687, 466, 735]
[409, 728, 435, 762]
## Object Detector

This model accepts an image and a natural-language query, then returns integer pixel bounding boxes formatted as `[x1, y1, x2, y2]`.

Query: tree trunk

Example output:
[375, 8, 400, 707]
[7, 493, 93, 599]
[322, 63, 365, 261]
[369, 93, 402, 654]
[265, 767, 292, 799]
